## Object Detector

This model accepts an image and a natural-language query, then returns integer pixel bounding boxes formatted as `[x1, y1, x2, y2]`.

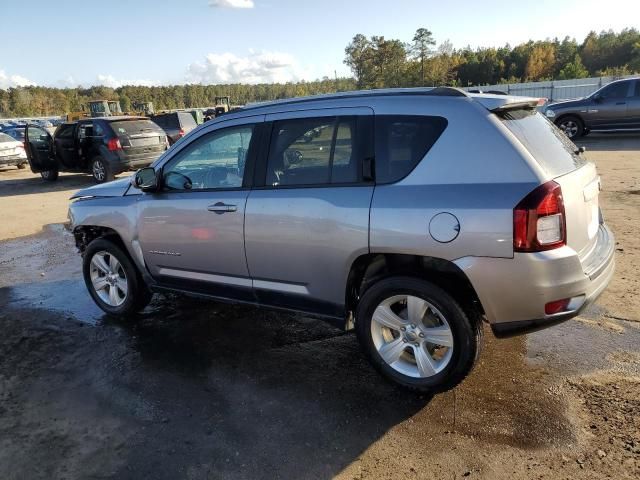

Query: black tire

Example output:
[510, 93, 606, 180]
[82, 238, 152, 316]
[17, 162, 27, 169]
[356, 276, 483, 393]
[40, 169, 59, 181]
[91, 157, 114, 183]
[556, 115, 584, 140]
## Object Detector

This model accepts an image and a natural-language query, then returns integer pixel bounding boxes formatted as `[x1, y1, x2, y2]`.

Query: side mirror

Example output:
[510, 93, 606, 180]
[132, 167, 159, 191]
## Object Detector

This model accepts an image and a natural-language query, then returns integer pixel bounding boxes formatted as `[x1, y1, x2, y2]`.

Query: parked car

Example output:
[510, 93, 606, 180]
[2, 126, 26, 143]
[24, 117, 168, 183]
[149, 112, 198, 145]
[68, 88, 615, 392]
[544, 77, 640, 139]
[0, 132, 27, 169]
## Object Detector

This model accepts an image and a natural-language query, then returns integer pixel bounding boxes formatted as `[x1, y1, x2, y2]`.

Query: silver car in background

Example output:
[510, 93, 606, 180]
[68, 88, 615, 392]
[0, 131, 28, 169]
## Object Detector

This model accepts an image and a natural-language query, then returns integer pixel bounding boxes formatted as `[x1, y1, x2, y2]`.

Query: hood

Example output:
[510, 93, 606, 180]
[546, 97, 589, 110]
[70, 177, 132, 200]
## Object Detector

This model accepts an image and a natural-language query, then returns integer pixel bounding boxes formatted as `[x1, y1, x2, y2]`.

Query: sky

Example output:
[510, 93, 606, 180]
[1, 0, 638, 89]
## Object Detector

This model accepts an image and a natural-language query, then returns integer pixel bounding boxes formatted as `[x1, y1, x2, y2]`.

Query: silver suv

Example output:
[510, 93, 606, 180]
[68, 88, 615, 392]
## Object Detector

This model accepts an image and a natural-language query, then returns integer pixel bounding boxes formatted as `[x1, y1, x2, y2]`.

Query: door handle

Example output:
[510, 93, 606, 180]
[207, 202, 237, 214]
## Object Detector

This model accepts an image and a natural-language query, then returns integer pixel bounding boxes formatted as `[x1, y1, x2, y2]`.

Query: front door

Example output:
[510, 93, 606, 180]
[244, 108, 374, 317]
[626, 80, 640, 129]
[137, 116, 262, 301]
[24, 125, 56, 173]
[587, 81, 632, 130]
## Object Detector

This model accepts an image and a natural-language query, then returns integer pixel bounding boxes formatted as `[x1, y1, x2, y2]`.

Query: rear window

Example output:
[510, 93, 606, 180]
[109, 120, 163, 136]
[375, 115, 447, 184]
[177, 112, 197, 128]
[0, 133, 15, 143]
[499, 110, 586, 177]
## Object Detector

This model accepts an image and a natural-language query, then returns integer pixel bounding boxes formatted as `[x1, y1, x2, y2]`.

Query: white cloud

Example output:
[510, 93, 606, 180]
[0, 70, 36, 89]
[186, 50, 311, 84]
[94, 74, 159, 88]
[208, 0, 254, 8]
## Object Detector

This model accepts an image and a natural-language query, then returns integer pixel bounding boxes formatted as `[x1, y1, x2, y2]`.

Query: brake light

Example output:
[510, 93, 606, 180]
[107, 138, 122, 151]
[513, 180, 566, 252]
[178, 128, 185, 137]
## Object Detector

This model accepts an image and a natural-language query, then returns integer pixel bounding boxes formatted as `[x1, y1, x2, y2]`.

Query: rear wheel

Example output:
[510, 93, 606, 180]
[91, 157, 114, 183]
[17, 162, 26, 169]
[556, 115, 584, 139]
[356, 276, 482, 393]
[40, 169, 59, 181]
[83, 238, 152, 316]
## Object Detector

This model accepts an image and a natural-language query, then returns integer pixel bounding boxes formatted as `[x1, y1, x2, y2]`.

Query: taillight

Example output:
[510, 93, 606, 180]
[513, 180, 566, 252]
[107, 138, 122, 151]
[178, 128, 185, 137]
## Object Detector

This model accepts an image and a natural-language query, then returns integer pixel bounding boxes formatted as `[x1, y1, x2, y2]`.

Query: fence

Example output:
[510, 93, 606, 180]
[462, 74, 637, 102]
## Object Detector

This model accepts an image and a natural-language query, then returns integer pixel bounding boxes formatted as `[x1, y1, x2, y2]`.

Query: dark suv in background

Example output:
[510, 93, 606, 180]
[25, 117, 168, 182]
[149, 112, 198, 145]
[544, 77, 640, 139]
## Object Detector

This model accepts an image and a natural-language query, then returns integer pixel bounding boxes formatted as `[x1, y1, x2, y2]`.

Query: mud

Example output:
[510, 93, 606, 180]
[1, 134, 639, 479]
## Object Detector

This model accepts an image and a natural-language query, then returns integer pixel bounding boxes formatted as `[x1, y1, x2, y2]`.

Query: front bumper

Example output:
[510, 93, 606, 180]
[455, 223, 615, 337]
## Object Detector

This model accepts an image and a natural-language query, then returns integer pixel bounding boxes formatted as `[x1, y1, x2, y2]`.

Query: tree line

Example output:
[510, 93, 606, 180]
[1, 28, 639, 118]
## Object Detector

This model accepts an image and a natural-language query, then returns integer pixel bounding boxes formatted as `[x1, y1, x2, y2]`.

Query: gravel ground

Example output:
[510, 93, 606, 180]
[0, 134, 638, 479]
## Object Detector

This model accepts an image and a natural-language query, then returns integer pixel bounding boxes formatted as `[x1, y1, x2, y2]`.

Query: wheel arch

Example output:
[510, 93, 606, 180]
[345, 253, 485, 325]
[555, 112, 585, 128]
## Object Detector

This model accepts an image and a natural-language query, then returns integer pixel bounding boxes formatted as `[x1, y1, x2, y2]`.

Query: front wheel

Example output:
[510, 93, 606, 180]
[91, 157, 114, 183]
[556, 115, 584, 139]
[356, 277, 482, 393]
[40, 169, 59, 181]
[83, 238, 152, 316]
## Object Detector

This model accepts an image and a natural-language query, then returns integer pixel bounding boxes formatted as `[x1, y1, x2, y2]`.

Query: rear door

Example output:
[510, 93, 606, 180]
[244, 108, 374, 316]
[24, 125, 57, 173]
[55, 123, 79, 168]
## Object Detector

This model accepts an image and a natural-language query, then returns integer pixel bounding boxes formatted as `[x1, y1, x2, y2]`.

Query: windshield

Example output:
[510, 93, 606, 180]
[498, 110, 587, 177]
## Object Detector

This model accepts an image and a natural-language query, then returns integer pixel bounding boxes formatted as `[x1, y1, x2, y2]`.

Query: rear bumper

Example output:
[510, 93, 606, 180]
[455, 223, 615, 336]
[109, 154, 162, 174]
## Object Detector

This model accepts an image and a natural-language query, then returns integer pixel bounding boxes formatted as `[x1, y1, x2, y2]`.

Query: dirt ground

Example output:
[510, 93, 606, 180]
[0, 135, 638, 479]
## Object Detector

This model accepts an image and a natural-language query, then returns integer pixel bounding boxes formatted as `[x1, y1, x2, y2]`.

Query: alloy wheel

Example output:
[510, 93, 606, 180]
[370, 294, 454, 378]
[559, 120, 579, 138]
[92, 160, 105, 182]
[89, 250, 128, 306]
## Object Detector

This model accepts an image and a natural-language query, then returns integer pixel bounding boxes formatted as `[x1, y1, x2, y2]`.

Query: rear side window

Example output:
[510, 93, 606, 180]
[110, 120, 163, 136]
[266, 116, 361, 187]
[634, 80, 640, 97]
[499, 110, 586, 177]
[374, 115, 447, 184]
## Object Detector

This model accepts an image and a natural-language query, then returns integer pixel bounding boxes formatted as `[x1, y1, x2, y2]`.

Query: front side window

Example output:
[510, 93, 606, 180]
[375, 115, 448, 184]
[266, 116, 359, 187]
[598, 81, 629, 100]
[162, 125, 254, 191]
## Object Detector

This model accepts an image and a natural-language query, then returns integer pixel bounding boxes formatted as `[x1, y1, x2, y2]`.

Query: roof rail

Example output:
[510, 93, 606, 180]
[241, 86, 470, 112]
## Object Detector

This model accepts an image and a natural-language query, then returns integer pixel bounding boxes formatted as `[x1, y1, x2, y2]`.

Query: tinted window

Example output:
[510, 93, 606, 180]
[634, 80, 640, 97]
[109, 120, 164, 136]
[499, 110, 586, 177]
[56, 124, 74, 139]
[94, 123, 104, 136]
[163, 125, 254, 190]
[177, 112, 197, 128]
[599, 81, 629, 99]
[266, 116, 359, 186]
[374, 115, 447, 184]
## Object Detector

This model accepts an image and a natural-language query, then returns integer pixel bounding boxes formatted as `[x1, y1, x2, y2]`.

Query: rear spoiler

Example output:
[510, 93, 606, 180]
[468, 93, 545, 112]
